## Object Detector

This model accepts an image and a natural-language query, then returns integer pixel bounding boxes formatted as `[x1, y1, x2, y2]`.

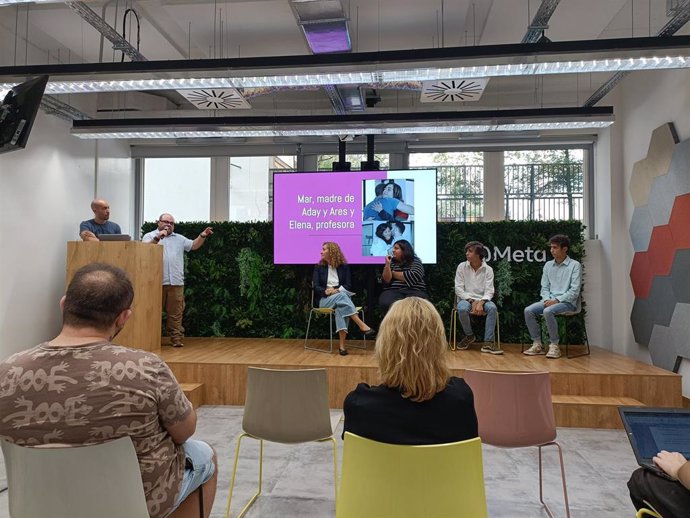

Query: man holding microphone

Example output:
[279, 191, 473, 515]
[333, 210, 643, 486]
[143, 213, 213, 347]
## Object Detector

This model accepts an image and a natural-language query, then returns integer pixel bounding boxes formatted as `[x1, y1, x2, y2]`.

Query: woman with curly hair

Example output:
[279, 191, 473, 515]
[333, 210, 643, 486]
[379, 239, 429, 312]
[342, 297, 478, 444]
[313, 242, 376, 355]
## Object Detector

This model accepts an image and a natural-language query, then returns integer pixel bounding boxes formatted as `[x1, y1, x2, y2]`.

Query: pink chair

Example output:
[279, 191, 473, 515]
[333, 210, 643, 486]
[463, 369, 570, 518]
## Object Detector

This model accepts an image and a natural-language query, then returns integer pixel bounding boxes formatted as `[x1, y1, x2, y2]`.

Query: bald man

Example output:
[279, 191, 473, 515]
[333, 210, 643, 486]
[79, 198, 122, 241]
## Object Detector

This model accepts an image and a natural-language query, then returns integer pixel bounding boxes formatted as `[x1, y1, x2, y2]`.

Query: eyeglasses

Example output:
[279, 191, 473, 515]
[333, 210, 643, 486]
[159, 219, 174, 224]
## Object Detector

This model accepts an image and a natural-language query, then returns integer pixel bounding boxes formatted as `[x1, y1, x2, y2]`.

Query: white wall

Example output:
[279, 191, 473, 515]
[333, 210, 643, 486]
[0, 112, 132, 358]
[594, 68, 690, 393]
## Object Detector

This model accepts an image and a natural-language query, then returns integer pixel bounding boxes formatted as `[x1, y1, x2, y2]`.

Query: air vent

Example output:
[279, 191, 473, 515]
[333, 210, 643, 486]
[178, 88, 251, 110]
[420, 78, 488, 103]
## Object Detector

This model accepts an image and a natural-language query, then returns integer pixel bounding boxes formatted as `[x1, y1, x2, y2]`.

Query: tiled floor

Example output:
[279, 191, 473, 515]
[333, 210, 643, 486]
[0, 406, 640, 517]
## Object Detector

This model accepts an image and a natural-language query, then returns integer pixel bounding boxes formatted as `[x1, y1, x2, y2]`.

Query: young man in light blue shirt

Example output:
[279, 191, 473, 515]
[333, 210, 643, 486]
[523, 234, 582, 359]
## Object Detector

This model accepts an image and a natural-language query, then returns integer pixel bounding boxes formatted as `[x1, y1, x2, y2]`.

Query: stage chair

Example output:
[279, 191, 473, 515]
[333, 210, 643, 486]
[636, 508, 663, 518]
[463, 369, 571, 518]
[556, 297, 590, 359]
[1, 436, 149, 518]
[449, 292, 501, 352]
[225, 367, 338, 518]
[336, 432, 487, 518]
[304, 284, 367, 353]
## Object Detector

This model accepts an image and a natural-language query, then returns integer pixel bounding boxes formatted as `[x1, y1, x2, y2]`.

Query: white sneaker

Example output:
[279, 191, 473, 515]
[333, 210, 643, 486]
[523, 342, 546, 355]
[546, 344, 562, 359]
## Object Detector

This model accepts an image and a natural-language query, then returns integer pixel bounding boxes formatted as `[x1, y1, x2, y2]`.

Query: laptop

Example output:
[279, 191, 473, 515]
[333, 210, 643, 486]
[618, 406, 690, 479]
[97, 234, 131, 242]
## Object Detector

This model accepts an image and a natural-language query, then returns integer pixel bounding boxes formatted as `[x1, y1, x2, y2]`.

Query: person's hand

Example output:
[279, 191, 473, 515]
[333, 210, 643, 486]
[653, 451, 688, 480]
[384, 255, 392, 267]
[372, 201, 382, 212]
[200, 226, 213, 238]
[472, 300, 486, 316]
[80, 230, 98, 241]
[544, 299, 558, 307]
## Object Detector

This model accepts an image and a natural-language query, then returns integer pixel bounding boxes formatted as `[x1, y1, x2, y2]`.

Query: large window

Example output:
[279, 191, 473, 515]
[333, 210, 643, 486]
[143, 158, 210, 222]
[229, 156, 294, 222]
[504, 150, 584, 221]
[410, 152, 484, 222]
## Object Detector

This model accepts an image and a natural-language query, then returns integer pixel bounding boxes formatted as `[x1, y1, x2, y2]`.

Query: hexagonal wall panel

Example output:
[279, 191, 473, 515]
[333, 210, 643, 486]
[646, 225, 675, 277]
[630, 206, 653, 252]
[671, 249, 690, 304]
[666, 139, 690, 197]
[629, 123, 679, 207]
[648, 303, 690, 370]
[669, 194, 690, 250]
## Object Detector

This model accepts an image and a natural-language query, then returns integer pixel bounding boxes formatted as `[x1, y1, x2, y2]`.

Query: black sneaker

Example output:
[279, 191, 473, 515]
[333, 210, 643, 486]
[339, 348, 349, 356]
[457, 335, 476, 350]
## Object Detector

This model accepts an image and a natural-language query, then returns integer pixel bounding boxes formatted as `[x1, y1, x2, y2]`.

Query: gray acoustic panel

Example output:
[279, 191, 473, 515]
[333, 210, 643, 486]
[648, 323, 678, 372]
[669, 303, 690, 360]
[667, 139, 690, 196]
[647, 173, 676, 227]
[629, 123, 678, 207]
[631, 297, 655, 346]
[648, 275, 678, 328]
[629, 205, 654, 252]
[671, 249, 690, 304]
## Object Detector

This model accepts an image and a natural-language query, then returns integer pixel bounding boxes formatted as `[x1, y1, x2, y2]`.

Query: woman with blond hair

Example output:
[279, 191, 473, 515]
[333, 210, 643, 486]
[343, 297, 478, 444]
[313, 242, 376, 356]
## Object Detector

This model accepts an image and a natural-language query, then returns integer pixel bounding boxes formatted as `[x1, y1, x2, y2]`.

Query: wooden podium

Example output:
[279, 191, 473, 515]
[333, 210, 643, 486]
[66, 241, 163, 353]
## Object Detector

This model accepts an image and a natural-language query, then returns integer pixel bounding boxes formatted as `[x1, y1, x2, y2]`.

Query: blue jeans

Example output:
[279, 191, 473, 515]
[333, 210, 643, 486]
[524, 301, 576, 344]
[457, 300, 497, 342]
[319, 291, 357, 333]
[172, 439, 216, 510]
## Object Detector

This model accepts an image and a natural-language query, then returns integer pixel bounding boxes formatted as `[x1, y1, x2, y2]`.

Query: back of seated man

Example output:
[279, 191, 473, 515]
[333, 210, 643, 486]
[79, 198, 122, 241]
[0, 263, 217, 518]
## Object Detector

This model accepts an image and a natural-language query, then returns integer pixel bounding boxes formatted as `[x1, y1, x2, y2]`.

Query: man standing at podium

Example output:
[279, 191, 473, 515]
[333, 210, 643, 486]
[79, 198, 122, 241]
[143, 213, 213, 348]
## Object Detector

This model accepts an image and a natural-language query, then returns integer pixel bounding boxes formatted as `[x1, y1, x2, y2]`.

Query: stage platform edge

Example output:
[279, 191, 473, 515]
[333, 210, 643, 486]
[163, 337, 682, 429]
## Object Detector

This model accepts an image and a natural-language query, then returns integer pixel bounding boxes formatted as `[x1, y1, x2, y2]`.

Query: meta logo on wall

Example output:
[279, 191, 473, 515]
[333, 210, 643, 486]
[485, 246, 548, 263]
[628, 122, 690, 371]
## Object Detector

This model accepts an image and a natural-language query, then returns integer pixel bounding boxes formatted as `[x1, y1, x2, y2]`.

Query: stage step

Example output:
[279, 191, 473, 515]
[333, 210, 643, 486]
[181, 383, 204, 408]
[553, 395, 643, 429]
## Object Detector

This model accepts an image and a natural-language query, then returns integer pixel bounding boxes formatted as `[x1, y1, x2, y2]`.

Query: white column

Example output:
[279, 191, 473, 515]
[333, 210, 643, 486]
[210, 157, 230, 221]
[483, 151, 505, 221]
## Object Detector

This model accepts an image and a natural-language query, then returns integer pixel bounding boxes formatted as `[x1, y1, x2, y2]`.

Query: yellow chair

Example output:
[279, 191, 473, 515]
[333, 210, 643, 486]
[225, 367, 338, 518]
[636, 508, 662, 518]
[449, 292, 501, 351]
[336, 432, 488, 518]
[304, 285, 367, 353]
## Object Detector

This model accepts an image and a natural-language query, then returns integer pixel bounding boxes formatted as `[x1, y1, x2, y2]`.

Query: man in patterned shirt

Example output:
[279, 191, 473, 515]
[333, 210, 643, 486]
[0, 263, 217, 518]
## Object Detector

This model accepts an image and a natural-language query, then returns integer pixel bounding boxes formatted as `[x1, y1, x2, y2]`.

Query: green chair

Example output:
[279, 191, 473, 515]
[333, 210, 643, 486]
[336, 432, 488, 518]
[304, 285, 367, 353]
[636, 508, 663, 518]
[225, 367, 338, 518]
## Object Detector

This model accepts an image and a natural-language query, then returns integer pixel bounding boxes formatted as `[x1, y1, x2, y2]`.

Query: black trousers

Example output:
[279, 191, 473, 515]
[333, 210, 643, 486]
[378, 288, 430, 313]
[628, 467, 690, 518]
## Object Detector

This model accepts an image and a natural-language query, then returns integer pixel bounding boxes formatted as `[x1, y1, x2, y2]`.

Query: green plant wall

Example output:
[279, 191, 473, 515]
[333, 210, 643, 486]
[142, 220, 586, 344]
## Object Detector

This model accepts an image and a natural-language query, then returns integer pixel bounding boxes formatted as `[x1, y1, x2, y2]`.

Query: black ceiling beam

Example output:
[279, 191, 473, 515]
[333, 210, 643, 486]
[3, 35, 690, 78]
[73, 106, 613, 130]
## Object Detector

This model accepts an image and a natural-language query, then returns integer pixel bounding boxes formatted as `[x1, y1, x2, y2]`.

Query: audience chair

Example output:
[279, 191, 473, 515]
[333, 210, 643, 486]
[225, 367, 338, 518]
[463, 369, 571, 518]
[336, 432, 487, 518]
[1, 436, 149, 518]
[636, 508, 663, 518]
[449, 293, 501, 351]
[304, 285, 367, 353]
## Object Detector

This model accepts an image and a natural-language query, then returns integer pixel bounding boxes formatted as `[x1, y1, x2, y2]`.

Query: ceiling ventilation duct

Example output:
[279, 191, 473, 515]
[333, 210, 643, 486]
[178, 88, 251, 110]
[290, 0, 352, 53]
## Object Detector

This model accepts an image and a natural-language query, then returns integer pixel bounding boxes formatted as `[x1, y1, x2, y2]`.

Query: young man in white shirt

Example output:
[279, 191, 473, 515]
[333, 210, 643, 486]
[454, 241, 501, 355]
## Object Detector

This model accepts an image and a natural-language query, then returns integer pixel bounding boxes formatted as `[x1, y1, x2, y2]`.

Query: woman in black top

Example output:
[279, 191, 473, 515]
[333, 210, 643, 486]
[313, 242, 376, 356]
[378, 239, 429, 313]
[343, 296, 478, 445]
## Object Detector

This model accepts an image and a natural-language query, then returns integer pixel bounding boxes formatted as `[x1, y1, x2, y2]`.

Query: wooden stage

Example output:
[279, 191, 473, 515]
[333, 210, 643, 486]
[162, 337, 682, 429]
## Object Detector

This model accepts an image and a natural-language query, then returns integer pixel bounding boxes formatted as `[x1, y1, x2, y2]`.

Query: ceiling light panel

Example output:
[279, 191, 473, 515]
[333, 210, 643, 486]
[2, 55, 688, 95]
[71, 120, 613, 139]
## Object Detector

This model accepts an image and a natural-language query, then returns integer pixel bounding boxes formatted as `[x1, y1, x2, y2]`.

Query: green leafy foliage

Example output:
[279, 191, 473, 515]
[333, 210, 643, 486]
[142, 220, 586, 343]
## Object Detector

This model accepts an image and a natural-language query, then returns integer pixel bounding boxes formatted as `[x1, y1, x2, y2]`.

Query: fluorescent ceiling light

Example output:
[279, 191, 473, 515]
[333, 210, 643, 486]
[2, 55, 688, 95]
[71, 120, 612, 139]
[0, 0, 55, 5]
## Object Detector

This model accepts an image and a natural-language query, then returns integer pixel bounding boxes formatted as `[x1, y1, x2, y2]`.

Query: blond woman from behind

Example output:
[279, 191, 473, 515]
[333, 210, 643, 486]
[343, 297, 478, 444]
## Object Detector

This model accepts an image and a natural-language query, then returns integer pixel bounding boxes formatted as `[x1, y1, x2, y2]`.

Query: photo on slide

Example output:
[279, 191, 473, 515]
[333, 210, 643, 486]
[363, 220, 414, 256]
[362, 179, 415, 222]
